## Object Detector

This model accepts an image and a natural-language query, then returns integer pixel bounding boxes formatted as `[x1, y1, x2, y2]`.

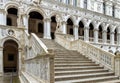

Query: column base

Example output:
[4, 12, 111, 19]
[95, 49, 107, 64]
[44, 36, 51, 39]
[0, 72, 3, 76]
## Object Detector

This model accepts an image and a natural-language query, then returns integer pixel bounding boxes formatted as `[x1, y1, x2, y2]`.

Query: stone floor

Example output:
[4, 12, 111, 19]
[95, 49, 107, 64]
[0, 73, 20, 83]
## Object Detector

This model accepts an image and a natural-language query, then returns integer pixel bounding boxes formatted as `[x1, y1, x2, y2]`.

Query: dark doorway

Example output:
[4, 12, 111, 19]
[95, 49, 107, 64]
[51, 16, 57, 39]
[3, 40, 18, 73]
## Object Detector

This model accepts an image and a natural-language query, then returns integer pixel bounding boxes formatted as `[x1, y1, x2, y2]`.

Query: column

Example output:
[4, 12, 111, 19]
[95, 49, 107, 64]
[44, 18, 51, 39]
[62, 21, 67, 34]
[0, 47, 3, 76]
[23, 14, 29, 32]
[102, 30, 107, 43]
[110, 32, 115, 45]
[94, 29, 98, 43]
[80, 0, 84, 8]
[0, 9, 6, 25]
[84, 26, 89, 42]
[117, 33, 120, 45]
[18, 48, 22, 76]
[73, 25, 79, 40]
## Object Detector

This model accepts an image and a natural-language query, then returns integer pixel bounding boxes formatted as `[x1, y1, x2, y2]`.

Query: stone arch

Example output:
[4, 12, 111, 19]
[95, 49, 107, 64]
[107, 26, 111, 41]
[66, 16, 75, 25]
[28, 11, 44, 37]
[4, 2, 19, 12]
[26, 7, 46, 18]
[67, 18, 74, 35]
[7, 7, 18, 26]
[51, 15, 57, 39]
[98, 24, 103, 39]
[3, 40, 19, 72]
[89, 23, 94, 38]
[1, 37, 21, 48]
[49, 12, 62, 19]
[78, 20, 84, 37]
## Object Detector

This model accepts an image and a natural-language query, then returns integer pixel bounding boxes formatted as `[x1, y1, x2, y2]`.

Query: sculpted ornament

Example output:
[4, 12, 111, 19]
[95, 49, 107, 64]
[55, 15, 62, 33]
[32, 0, 41, 4]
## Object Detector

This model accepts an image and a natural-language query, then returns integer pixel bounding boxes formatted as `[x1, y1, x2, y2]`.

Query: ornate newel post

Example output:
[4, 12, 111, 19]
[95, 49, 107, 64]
[115, 52, 120, 78]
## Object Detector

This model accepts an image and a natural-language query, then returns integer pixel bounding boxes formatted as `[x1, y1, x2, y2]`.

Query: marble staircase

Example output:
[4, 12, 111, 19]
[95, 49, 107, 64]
[40, 38, 120, 83]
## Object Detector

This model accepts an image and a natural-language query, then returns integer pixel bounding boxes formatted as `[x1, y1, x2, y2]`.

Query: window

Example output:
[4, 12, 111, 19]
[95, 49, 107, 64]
[66, 0, 70, 5]
[112, 5, 115, 17]
[8, 54, 14, 61]
[73, 0, 77, 7]
[84, 0, 87, 9]
[103, 2, 105, 14]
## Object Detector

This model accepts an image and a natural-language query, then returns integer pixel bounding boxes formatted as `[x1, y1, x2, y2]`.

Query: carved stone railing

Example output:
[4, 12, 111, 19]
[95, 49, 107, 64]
[24, 33, 54, 83]
[55, 33, 120, 78]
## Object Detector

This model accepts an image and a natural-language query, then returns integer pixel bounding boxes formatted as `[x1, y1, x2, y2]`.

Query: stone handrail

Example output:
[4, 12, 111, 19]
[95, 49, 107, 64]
[55, 33, 115, 72]
[24, 33, 54, 83]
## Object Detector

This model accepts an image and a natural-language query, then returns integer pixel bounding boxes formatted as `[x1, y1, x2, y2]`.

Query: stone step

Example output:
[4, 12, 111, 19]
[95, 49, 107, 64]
[54, 61, 94, 64]
[55, 69, 109, 76]
[55, 72, 114, 81]
[55, 63, 99, 66]
[55, 55, 86, 57]
[55, 76, 118, 83]
[55, 57, 89, 60]
[55, 63, 99, 67]
[98, 79, 120, 83]
[55, 66, 104, 71]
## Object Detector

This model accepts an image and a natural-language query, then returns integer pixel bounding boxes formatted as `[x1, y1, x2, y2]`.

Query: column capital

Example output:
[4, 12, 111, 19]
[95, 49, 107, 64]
[110, 32, 115, 34]
[73, 25, 79, 28]
[44, 18, 51, 22]
[22, 14, 29, 18]
[94, 28, 98, 31]
[102, 30, 107, 33]
[61, 21, 67, 24]
[84, 26, 89, 29]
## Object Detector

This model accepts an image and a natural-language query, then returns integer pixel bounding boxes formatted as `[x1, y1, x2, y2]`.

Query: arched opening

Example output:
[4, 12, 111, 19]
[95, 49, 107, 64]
[51, 16, 57, 39]
[107, 27, 110, 43]
[115, 29, 117, 44]
[67, 18, 73, 35]
[98, 25, 102, 42]
[89, 23, 94, 41]
[29, 11, 43, 38]
[3, 40, 18, 73]
[79, 21, 84, 40]
[7, 8, 18, 26]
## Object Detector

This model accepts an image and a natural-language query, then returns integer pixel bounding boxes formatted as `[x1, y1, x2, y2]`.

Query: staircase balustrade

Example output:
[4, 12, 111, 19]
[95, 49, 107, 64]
[24, 33, 55, 83]
[55, 33, 120, 78]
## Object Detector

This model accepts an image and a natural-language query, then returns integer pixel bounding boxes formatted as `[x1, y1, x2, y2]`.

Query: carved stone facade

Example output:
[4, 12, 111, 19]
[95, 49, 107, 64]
[0, 0, 120, 82]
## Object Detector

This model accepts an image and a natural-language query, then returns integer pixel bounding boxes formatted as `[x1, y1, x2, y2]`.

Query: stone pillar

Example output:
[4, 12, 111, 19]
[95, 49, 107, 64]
[115, 52, 120, 78]
[0, 9, 6, 25]
[117, 33, 120, 45]
[18, 48, 22, 76]
[110, 32, 115, 45]
[44, 18, 51, 39]
[23, 14, 29, 32]
[84, 26, 89, 42]
[80, 0, 84, 8]
[94, 29, 98, 43]
[0, 47, 3, 76]
[73, 25, 79, 40]
[61, 21, 67, 34]
[102, 30, 107, 43]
